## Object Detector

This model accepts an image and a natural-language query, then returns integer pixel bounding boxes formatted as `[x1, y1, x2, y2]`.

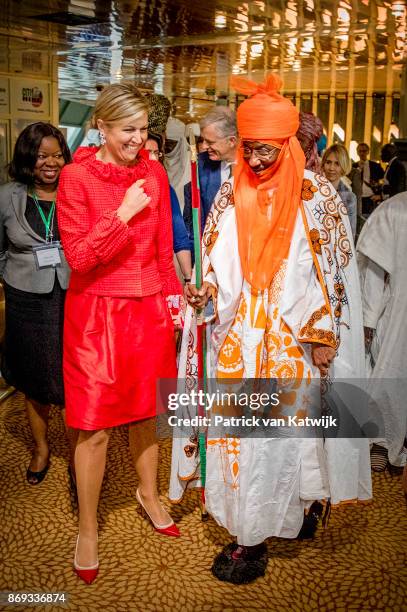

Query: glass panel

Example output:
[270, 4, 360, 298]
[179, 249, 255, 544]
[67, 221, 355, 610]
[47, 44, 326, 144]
[284, 93, 296, 106]
[371, 93, 385, 161]
[300, 94, 312, 113]
[392, 95, 400, 124]
[333, 94, 347, 144]
[317, 94, 329, 134]
[350, 94, 366, 160]
[389, 95, 400, 141]
[352, 94, 366, 144]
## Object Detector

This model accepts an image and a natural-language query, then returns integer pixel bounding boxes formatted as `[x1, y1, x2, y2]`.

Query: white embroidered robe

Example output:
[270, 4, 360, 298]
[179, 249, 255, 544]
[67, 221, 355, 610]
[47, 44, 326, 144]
[357, 192, 407, 466]
[170, 170, 372, 545]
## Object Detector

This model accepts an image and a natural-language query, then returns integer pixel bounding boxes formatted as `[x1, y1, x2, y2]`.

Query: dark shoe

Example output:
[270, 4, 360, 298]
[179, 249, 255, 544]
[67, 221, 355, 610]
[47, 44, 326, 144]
[26, 462, 49, 486]
[211, 542, 268, 584]
[370, 444, 388, 472]
[297, 501, 324, 540]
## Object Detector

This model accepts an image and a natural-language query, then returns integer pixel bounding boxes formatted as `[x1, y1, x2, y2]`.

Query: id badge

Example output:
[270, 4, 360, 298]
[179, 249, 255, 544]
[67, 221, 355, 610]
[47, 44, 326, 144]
[33, 241, 62, 270]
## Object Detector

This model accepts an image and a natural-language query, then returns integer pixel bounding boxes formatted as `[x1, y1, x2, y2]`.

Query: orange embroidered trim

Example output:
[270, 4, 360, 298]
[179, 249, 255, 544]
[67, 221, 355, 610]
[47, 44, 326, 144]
[309, 228, 322, 254]
[301, 178, 318, 201]
[333, 281, 345, 319]
[299, 202, 333, 320]
[299, 305, 337, 348]
[205, 231, 219, 256]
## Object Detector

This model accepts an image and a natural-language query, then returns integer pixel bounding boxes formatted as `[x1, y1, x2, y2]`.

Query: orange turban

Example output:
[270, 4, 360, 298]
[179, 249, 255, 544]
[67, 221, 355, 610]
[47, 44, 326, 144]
[230, 74, 305, 291]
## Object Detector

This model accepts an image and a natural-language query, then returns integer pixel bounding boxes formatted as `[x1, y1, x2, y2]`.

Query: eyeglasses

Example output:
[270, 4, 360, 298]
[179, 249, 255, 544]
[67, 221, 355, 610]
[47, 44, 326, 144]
[241, 144, 280, 161]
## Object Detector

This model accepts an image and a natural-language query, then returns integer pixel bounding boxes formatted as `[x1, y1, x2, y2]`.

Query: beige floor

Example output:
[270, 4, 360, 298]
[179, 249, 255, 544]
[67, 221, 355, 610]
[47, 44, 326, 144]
[0, 392, 406, 612]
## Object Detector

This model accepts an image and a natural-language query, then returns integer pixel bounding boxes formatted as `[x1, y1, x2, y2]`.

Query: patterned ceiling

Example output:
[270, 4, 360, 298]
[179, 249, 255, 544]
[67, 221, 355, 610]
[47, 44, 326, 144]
[0, 0, 406, 117]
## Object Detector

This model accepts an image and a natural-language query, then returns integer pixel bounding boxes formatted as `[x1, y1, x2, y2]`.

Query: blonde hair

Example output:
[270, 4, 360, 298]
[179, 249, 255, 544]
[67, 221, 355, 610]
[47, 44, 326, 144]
[321, 144, 351, 176]
[91, 83, 148, 127]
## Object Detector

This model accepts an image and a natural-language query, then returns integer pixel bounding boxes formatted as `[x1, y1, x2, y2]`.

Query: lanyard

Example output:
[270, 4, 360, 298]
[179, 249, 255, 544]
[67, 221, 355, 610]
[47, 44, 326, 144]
[30, 192, 55, 243]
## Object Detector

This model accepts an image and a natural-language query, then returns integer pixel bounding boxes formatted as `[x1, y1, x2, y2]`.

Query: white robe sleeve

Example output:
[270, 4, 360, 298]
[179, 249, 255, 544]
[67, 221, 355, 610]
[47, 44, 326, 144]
[359, 257, 386, 329]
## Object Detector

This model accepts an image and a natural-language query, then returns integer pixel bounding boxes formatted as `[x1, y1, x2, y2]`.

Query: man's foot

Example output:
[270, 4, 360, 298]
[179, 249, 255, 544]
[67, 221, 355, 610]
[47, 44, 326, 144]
[297, 501, 324, 540]
[211, 542, 268, 584]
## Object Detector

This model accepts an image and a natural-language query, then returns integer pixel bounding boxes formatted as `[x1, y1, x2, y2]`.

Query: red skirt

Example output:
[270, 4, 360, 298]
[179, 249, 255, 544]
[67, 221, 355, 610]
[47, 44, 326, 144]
[63, 290, 176, 430]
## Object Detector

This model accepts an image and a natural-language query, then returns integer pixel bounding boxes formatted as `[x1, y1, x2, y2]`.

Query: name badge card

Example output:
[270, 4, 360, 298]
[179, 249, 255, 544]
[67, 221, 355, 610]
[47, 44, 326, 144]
[33, 242, 62, 270]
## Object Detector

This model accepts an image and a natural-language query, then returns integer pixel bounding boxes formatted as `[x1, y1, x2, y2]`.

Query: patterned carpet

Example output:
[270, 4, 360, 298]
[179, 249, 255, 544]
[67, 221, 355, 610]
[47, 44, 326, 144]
[0, 393, 406, 612]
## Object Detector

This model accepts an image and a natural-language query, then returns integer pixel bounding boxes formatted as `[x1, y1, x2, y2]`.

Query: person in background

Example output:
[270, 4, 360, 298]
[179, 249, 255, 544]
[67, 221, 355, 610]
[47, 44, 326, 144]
[317, 133, 327, 157]
[357, 191, 407, 473]
[182, 107, 239, 239]
[199, 107, 239, 224]
[57, 84, 183, 585]
[350, 143, 384, 216]
[381, 143, 407, 199]
[145, 132, 192, 284]
[296, 111, 323, 173]
[322, 144, 357, 238]
[164, 117, 191, 215]
[0, 122, 72, 485]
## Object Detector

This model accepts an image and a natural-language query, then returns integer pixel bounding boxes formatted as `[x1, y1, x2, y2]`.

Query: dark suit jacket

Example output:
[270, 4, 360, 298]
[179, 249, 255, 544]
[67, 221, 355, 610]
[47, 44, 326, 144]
[383, 158, 407, 198]
[0, 182, 70, 293]
[350, 160, 384, 201]
[367, 160, 384, 184]
[183, 152, 222, 238]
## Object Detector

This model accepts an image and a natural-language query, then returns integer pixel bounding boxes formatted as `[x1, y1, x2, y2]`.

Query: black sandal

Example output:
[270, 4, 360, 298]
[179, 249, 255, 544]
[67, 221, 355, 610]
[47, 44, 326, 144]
[211, 542, 268, 584]
[297, 501, 324, 540]
[26, 462, 50, 485]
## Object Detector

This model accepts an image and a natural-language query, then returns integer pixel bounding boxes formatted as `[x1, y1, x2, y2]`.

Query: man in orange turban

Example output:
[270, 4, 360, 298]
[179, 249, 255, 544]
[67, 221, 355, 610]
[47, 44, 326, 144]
[170, 75, 371, 584]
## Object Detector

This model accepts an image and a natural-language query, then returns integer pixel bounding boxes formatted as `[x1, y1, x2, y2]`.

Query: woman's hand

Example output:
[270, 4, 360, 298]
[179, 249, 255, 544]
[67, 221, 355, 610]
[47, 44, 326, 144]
[117, 179, 151, 223]
[311, 343, 336, 376]
[185, 281, 212, 309]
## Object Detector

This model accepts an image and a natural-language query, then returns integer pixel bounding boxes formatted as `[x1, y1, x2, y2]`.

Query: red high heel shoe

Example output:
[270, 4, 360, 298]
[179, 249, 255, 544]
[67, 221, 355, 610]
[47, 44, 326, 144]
[73, 535, 99, 584]
[136, 488, 180, 537]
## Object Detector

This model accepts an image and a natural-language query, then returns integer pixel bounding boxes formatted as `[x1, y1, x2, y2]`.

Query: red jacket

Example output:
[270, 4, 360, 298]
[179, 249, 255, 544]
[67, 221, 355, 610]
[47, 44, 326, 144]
[57, 147, 182, 298]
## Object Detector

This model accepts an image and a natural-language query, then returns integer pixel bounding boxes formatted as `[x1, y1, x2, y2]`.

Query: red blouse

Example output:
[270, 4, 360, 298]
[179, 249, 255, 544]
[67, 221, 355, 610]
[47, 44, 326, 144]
[57, 147, 182, 298]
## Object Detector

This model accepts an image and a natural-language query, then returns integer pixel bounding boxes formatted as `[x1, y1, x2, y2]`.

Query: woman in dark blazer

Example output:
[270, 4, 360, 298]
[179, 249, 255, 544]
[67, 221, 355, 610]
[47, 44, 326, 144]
[0, 122, 71, 485]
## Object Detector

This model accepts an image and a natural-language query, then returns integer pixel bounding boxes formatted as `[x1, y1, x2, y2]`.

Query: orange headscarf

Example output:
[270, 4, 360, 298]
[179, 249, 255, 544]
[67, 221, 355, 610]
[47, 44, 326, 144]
[231, 73, 305, 291]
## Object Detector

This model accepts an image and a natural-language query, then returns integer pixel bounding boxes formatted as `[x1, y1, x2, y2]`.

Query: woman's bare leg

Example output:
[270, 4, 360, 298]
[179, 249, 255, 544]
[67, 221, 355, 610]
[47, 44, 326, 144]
[129, 418, 172, 526]
[61, 408, 79, 476]
[26, 398, 50, 480]
[74, 429, 110, 567]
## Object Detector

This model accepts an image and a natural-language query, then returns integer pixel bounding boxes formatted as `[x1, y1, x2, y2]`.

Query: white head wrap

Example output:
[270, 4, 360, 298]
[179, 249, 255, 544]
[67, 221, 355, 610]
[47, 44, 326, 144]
[164, 118, 191, 212]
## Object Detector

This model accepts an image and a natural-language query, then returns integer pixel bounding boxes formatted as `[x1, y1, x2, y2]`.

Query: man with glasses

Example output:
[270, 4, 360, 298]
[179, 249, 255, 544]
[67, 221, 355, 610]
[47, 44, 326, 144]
[189, 107, 238, 227]
[351, 142, 384, 216]
[170, 74, 371, 584]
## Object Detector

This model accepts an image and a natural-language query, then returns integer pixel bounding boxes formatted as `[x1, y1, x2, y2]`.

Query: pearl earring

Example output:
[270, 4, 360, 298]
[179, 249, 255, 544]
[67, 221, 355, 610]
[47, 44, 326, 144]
[99, 131, 106, 145]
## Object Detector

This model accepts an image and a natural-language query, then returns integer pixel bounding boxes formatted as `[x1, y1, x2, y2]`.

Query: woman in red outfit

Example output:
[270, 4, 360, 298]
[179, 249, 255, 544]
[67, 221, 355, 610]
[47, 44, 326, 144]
[57, 84, 182, 584]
